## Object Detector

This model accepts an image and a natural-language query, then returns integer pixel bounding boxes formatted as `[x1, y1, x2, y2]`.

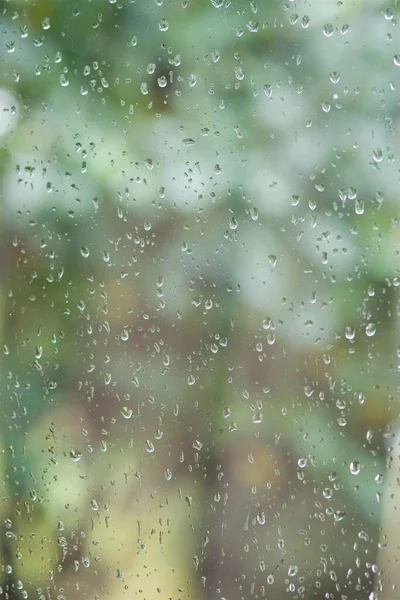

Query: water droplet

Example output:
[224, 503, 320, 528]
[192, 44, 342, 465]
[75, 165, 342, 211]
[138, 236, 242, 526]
[121, 406, 133, 419]
[288, 565, 298, 577]
[41, 17, 51, 30]
[334, 510, 346, 522]
[204, 298, 213, 310]
[182, 138, 195, 146]
[145, 440, 155, 453]
[60, 74, 69, 87]
[263, 84, 272, 98]
[365, 323, 376, 337]
[355, 199, 364, 215]
[158, 18, 169, 31]
[350, 461, 360, 475]
[330, 71, 340, 83]
[393, 54, 400, 67]
[252, 412, 263, 424]
[234, 65, 244, 81]
[91, 499, 99, 511]
[372, 148, 383, 163]
[323, 23, 334, 37]
[157, 75, 167, 88]
[345, 326, 355, 340]
[188, 73, 197, 87]
[223, 407, 231, 418]
[229, 217, 238, 230]
[247, 20, 259, 33]
[250, 206, 258, 221]
[256, 511, 266, 525]
[69, 449, 82, 462]
[187, 374, 196, 386]
[357, 392, 365, 405]
[80, 246, 90, 258]
[193, 439, 203, 451]
[268, 255, 277, 269]
[58, 536, 68, 548]
[210, 0, 224, 7]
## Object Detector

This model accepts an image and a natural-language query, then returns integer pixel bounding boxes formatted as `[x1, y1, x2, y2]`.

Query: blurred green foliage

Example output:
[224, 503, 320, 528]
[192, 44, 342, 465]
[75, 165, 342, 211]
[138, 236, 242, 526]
[0, 0, 399, 598]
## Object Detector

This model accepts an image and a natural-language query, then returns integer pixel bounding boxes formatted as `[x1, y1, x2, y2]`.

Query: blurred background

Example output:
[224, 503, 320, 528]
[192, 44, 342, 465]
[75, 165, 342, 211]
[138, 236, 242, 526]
[0, 0, 399, 598]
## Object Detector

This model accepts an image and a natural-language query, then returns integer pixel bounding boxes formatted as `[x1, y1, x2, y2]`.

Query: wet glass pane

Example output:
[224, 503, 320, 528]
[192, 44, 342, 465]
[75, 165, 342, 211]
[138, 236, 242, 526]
[0, 1, 399, 599]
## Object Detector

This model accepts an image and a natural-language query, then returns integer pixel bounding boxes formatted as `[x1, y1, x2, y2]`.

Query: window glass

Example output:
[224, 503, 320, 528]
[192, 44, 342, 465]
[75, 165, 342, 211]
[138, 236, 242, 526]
[0, 1, 398, 599]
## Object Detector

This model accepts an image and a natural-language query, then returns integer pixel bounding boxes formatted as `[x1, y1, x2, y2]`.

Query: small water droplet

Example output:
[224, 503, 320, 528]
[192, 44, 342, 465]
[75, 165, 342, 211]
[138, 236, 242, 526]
[350, 461, 360, 475]
[145, 440, 155, 453]
[158, 18, 169, 31]
[252, 412, 263, 424]
[372, 148, 383, 163]
[330, 71, 340, 83]
[256, 511, 266, 525]
[157, 75, 167, 88]
[229, 216, 238, 230]
[355, 199, 364, 215]
[192, 439, 203, 451]
[263, 84, 272, 98]
[188, 73, 197, 87]
[69, 449, 82, 462]
[323, 23, 334, 37]
[250, 206, 258, 221]
[365, 322, 376, 337]
[334, 510, 346, 522]
[121, 406, 133, 419]
[393, 54, 400, 67]
[223, 407, 231, 418]
[268, 254, 277, 269]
